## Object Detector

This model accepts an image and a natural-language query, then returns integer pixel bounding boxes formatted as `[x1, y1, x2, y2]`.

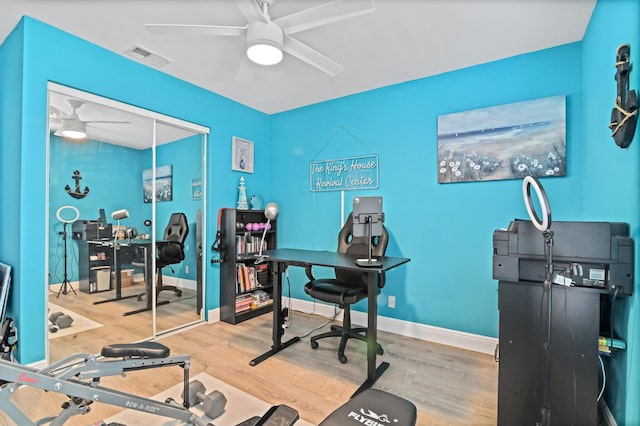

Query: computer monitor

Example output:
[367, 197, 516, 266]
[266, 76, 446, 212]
[352, 196, 384, 237]
[0, 262, 12, 324]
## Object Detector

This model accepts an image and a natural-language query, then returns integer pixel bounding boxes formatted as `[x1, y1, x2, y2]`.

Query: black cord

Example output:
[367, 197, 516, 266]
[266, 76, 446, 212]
[284, 266, 293, 329]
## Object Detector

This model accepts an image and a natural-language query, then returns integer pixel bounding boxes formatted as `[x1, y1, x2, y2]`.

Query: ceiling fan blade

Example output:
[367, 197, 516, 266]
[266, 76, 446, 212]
[145, 24, 246, 37]
[49, 106, 68, 121]
[283, 36, 345, 76]
[275, 0, 375, 35]
[234, 0, 265, 23]
[85, 120, 131, 125]
[235, 56, 257, 82]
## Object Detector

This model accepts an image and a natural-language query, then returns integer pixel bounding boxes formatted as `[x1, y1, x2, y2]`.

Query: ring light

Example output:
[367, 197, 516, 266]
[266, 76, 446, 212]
[522, 176, 551, 232]
[56, 205, 80, 224]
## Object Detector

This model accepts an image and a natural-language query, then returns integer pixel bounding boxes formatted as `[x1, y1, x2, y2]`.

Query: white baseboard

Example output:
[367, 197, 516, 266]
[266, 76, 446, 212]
[286, 298, 498, 355]
[208, 308, 220, 323]
[209, 297, 497, 355]
[48, 282, 80, 294]
[161, 276, 196, 291]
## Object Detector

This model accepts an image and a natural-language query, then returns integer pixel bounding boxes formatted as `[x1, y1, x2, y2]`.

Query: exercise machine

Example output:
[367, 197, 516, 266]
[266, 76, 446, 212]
[0, 341, 215, 425]
[0, 340, 416, 426]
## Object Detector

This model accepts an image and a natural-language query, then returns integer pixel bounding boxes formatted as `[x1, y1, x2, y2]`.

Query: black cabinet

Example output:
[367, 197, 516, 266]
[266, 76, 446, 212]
[497, 281, 602, 425]
[77, 240, 113, 293]
[220, 209, 276, 324]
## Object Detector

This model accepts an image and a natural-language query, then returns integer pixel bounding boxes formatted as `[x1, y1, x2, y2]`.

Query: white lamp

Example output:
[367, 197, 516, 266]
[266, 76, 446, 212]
[60, 118, 87, 140]
[111, 209, 129, 243]
[256, 202, 279, 264]
[246, 21, 283, 66]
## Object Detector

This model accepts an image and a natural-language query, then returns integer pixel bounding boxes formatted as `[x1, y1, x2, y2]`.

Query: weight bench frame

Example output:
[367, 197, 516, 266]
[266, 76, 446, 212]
[0, 342, 213, 426]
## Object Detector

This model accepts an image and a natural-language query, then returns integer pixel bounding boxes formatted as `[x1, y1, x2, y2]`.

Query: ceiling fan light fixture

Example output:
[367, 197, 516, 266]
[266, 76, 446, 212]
[246, 21, 283, 66]
[60, 119, 87, 140]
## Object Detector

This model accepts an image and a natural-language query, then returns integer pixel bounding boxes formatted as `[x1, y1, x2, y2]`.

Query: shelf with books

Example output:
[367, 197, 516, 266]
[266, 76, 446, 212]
[220, 209, 276, 324]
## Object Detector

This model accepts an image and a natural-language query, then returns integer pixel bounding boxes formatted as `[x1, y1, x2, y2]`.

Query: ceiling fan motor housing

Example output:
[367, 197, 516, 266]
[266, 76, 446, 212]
[246, 21, 284, 65]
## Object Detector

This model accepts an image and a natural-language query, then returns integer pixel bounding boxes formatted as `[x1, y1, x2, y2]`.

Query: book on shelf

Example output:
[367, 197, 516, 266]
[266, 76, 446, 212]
[250, 289, 272, 309]
[236, 263, 269, 293]
[236, 233, 268, 256]
[235, 293, 253, 313]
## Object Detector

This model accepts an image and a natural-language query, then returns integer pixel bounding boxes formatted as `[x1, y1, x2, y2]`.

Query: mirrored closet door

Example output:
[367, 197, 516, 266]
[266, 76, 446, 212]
[46, 83, 207, 362]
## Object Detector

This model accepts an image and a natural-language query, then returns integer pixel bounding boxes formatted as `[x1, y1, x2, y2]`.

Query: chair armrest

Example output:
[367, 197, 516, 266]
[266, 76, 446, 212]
[305, 264, 315, 281]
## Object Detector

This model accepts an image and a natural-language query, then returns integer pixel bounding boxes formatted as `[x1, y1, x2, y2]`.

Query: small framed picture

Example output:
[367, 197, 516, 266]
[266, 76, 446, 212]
[232, 137, 254, 173]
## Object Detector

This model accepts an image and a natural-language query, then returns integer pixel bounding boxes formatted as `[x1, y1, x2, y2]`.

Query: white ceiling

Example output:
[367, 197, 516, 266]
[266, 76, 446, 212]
[1, 0, 596, 115]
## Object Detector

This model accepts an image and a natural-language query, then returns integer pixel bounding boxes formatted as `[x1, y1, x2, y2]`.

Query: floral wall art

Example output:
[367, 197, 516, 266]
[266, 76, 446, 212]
[437, 95, 566, 183]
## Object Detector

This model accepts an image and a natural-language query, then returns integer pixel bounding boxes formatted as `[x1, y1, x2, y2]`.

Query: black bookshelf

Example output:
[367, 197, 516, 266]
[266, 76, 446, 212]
[219, 209, 276, 324]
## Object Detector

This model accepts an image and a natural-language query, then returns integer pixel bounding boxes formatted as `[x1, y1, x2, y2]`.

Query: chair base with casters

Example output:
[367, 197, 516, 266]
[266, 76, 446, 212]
[305, 279, 383, 364]
[156, 256, 183, 298]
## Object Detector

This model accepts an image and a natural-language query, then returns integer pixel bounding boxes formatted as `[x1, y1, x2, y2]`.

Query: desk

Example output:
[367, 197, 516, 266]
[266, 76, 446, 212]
[90, 240, 163, 316]
[250, 248, 410, 395]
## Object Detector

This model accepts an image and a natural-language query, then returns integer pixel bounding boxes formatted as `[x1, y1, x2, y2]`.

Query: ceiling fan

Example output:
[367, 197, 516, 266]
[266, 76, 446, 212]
[49, 99, 130, 140]
[145, 0, 376, 79]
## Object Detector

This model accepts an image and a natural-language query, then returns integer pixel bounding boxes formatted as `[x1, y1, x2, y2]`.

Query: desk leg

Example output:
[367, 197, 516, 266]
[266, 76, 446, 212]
[250, 261, 300, 366]
[122, 247, 169, 316]
[93, 245, 139, 306]
[352, 271, 389, 397]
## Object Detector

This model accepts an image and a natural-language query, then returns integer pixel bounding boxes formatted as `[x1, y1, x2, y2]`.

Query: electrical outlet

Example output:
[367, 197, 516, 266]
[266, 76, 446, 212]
[388, 295, 396, 309]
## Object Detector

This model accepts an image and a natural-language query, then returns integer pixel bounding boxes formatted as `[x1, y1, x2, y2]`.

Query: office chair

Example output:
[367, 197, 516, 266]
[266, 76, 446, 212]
[304, 212, 389, 364]
[156, 212, 189, 298]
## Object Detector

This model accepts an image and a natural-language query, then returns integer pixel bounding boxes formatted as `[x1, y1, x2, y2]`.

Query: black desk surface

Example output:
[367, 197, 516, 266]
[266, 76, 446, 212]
[262, 248, 410, 271]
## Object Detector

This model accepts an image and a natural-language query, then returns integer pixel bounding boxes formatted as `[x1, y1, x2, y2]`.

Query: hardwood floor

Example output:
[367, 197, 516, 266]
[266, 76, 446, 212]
[3, 292, 498, 425]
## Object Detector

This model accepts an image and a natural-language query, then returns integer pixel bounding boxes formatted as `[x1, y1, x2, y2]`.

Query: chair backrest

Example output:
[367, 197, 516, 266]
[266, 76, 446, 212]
[335, 212, 389, 287]
[163, 212, 189, 243]
[158, 213, 189, 264]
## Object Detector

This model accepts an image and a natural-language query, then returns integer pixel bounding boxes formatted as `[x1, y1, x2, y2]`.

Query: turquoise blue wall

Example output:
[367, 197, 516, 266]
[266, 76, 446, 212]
[270, 42, 584, 337]
[0, 17, 24, 329]
[581, 0, 640, 423]
[0, 17, 271, 363]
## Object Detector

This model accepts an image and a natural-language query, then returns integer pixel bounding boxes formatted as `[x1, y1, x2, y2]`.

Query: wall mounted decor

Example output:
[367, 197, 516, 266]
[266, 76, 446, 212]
[64, 170, 90, 199]
[232, 137, 254, 173]
[309, 154, 379, 192]
[192, 177, 203, 200]
[609, 44, 637, 148]
[437, 95, 566, 183]
[236, 176, 248, 209]
[143, 165, 173, 203]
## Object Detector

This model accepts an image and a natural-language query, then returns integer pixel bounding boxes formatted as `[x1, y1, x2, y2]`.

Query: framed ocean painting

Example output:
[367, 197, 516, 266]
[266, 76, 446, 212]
[437, 95, 566, 183]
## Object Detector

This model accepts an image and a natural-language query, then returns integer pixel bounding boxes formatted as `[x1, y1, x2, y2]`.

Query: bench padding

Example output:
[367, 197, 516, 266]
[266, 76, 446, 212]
[101, 342, 170, 359]
[320, 388, 417, 426]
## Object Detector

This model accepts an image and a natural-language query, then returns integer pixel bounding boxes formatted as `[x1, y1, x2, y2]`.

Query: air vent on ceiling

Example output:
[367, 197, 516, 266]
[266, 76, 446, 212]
[124, 45, 171, 68]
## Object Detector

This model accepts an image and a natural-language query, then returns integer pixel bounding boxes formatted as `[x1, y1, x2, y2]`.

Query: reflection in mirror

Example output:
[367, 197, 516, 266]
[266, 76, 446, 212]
[153, 122, 204, 334]
[47, 84, 206, 363]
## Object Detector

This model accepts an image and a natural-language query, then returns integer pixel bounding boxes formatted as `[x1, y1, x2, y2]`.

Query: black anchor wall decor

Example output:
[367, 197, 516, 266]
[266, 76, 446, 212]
[609, 44, 638, 148]
[65, 170, 90, 199]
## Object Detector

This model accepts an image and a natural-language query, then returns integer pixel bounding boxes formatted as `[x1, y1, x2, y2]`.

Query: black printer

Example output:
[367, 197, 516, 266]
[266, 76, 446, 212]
[72, 220, 113, 241]
[493, 219, 634, 296]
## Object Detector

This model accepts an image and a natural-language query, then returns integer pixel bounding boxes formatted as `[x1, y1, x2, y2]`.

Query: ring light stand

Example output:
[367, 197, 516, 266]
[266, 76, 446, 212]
[56, 206, 80, 297]
[523, 176, 553, 426]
